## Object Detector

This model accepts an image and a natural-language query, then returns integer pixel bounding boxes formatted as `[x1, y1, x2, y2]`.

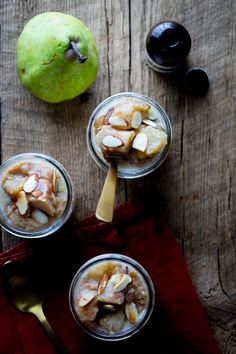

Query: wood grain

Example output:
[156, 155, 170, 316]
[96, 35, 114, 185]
[0, 0, 236, 352]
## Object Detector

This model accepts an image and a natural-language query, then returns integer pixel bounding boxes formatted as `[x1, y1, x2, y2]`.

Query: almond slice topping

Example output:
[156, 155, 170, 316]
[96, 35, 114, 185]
[102, 304, 116, 312]
[94, 116, 105, 129]
[32, 209, 49, 224]
[131, 111, 142, 129]
[98, 273, 109, 295]
[111, 274, 132, 293]
[52, 171, 57, 193]
[132, 133, 148, 152]
[108, 115, 127, 127]
[125, 302, 139, 324]
[32, 190, 43, 198]
[143, 119, 159, 128]
[16, 191, 28, 215]
[23, 174, 38, 193]
[102, 135, 123, 148]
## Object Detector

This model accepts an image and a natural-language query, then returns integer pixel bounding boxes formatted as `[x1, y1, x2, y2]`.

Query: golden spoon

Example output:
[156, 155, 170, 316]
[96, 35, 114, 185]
[96, 160, 117, 223]
[6, 272, 69, 354]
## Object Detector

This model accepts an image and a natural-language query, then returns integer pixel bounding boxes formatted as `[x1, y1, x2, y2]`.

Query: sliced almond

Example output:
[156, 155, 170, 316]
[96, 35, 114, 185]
[132, 132, 148, 152]
[102, 304, 116, 312]
[147, 110, 160, 120]
[94, 116, 105, 129]
[52, 171, 57, 193]
[143, 119, 159, 128]
[32, 209, 49, 224]
[98, 273, 108, 295]
[110, 274, 132, 293]
[131, 111, 142, 129]
[108, 115, 127, 127]
[32, 190, 43, 198]
[155, 123, 165, 131]
[78, 290, 97, 307]
[23, 174, 38, 193]
[16, 191, 28, 215]
[125, 302, 139, 324]
[102, 135, 123, 148]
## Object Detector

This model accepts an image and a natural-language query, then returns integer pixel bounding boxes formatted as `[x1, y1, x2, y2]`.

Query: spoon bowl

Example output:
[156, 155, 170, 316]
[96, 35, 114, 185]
[5, 265, 69, 354]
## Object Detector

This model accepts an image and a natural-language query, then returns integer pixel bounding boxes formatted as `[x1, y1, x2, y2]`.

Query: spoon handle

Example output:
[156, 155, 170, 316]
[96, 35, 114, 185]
[96, 161, 117, 223]
[30, 305, 70, 354]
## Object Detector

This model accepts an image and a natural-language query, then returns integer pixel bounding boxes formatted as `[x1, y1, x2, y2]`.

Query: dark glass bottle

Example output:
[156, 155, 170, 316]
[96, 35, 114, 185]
[145, 21, 191, 73]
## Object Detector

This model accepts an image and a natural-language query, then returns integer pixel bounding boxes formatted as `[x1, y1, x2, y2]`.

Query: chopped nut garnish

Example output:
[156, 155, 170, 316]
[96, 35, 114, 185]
[16, 191, 28, 215]
[23, 174, 38, 193]
[125, 302, 139, 324]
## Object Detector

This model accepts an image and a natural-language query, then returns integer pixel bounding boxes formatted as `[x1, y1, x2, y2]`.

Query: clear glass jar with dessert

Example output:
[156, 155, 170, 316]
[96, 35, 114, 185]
[87, 92, 172, 178]
[0, 153, 74, 238]
[69, 254, 155, 341]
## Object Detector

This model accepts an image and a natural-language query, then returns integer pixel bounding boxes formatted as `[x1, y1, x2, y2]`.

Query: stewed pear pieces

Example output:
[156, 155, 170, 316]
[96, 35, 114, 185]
[94, 98, 167, 161]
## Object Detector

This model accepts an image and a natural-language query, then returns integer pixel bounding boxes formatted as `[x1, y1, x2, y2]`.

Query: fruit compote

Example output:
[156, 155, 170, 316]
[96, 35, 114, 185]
[0, 153, 74, 237]
[87, 93, 172, 179]
[69, 254, 155, 340]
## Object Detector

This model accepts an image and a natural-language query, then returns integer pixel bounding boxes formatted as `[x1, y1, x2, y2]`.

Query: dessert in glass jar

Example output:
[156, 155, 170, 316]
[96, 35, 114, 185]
[87, 92, 172, 178]
[69, 254, 155, 341]
[0, 153, 74, 238]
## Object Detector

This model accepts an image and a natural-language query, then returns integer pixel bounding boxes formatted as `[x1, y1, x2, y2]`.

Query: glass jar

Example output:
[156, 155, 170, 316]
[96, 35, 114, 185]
[69, 253, 155, 341]
[87, 92, 172, 178]
[0, 153, 74, 238]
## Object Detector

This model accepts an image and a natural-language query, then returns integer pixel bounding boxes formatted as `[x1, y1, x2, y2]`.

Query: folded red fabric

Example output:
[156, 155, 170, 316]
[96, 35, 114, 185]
[0, 199, 220, 354]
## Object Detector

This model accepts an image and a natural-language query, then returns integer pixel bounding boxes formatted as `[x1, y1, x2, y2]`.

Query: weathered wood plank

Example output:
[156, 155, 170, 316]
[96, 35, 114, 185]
[0, 0, 128, 248]
[0, 0, 235, 352]
[127, 0, 236, 352]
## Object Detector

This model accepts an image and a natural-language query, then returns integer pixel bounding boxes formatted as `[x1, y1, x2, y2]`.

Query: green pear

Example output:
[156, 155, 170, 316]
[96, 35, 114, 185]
[16, 12, 99, 103]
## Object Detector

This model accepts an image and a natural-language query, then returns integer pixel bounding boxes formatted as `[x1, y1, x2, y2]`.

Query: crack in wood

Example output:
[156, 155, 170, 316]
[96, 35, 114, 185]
[180, 119, 184, 165]
[128, 0, 132, 91]
[0, 97, 2, 252]
[104, 0, 111, 96]
[124, 0, 132, 202]
[225, 333, 234, 352]
[217, 247, 234, 301]
[227, 159, 232, 211]
[180, 118, 185, 256]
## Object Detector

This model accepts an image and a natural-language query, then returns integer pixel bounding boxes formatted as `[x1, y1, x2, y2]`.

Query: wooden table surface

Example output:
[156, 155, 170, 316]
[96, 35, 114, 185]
[1, 0, 235, 352]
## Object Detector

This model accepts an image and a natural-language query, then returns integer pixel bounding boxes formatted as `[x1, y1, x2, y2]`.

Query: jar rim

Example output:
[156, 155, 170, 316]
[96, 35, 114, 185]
[69, 253, 155, 341]
[0, 153, 74, 238]
[87, 92, 172, 179]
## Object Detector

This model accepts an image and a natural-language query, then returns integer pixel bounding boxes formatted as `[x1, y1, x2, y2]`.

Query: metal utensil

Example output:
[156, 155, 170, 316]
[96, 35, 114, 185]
[6, 271, 69, 354]
[96, 160, 117, 223]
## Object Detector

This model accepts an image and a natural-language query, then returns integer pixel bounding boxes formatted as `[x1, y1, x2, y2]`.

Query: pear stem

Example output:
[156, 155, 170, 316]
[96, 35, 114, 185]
[70, 41, 87, 63]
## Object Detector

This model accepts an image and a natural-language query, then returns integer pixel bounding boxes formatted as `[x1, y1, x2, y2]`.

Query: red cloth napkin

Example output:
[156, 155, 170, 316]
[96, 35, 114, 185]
[0, 199, 220, 354]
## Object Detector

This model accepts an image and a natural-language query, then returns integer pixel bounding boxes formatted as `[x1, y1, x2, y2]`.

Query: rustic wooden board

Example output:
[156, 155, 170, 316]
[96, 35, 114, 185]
[0, 0, 235, 352]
